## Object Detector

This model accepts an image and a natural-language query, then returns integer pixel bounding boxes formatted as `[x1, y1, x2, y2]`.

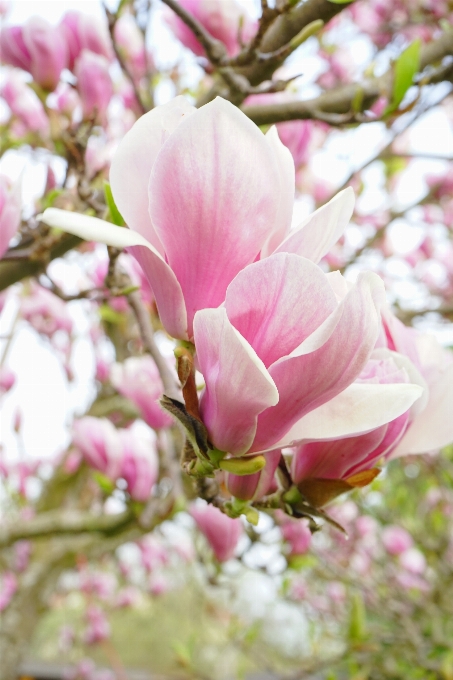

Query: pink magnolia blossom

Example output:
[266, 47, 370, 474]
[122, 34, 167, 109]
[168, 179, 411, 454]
[1, 73, 50, 136]
[191, 502, 242, 562]
[84, 605, 110, 645]
[165, 0, 257, 57]
[0, 365, 16, 396]
[113, 12, 147, 80]
[381, 308, 453, 456]
[41, 96, 362, 340]
[0, 572, 17, 611]
[0, 174, 21, 259]
[20, 283, 73, 338]
[75, 50, 113, 124]
[60, 11, 112, 72]
[0, 17, 66, 91]
[194, 259, 421, 456]
[118, 427, 159, 502]
[72, 417, 123, 479]
[110, 356, 173, 430]
[226, 449, 281, 500]
[381, 526, 413, 556]
[281, 518, 312, 557]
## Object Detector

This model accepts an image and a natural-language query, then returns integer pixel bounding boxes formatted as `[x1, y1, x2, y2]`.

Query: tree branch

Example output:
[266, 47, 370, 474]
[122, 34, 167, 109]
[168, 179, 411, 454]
[127, 289, 180, 399]
[240, 31, 453, 125]
[0, 509, 134, 549]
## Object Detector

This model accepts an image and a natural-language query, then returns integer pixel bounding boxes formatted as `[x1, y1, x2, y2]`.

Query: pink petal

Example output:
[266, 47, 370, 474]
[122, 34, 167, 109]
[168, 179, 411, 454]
[274, 188, 355, 263]
[260, 126, 295, 257]
[390, 362, 453, 455]
[273, 382, 424, 448]
[149, 97, 282, 334]
[40, 209, 188, 339]
[109, 96, 196, 254]
[250, 272, 386, 452]
[225, 253, 337, 368]
[194, 307, 279, 456]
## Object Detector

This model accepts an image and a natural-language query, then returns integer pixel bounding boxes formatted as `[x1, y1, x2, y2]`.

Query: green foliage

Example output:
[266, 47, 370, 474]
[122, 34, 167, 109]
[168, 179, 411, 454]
[103, 181, 125, 226]
[385, 39, 421, 114]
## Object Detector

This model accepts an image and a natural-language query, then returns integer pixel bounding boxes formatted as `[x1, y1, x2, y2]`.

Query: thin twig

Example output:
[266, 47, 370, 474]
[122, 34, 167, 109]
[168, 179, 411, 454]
[127, 289, 180, 399]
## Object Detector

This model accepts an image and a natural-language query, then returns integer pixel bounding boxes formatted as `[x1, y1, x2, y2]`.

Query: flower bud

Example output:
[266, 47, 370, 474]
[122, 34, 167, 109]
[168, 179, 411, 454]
[0, 17, 67, 90]
[191, 502, 242, 562]
[75, 50, 113, 124]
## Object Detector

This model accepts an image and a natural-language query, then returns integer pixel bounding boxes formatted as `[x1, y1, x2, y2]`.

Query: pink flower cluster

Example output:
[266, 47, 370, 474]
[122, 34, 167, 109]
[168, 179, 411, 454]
[72, 417, 159, 502]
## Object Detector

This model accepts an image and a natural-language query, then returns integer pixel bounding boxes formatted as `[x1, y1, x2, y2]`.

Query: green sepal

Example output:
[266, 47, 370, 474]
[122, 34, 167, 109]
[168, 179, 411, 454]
[104, 181, 125, 226]
[219, 455, 266, 476]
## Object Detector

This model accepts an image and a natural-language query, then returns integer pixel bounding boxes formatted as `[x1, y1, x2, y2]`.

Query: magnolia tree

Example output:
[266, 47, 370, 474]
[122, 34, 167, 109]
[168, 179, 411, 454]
[0, 0, 453, 678]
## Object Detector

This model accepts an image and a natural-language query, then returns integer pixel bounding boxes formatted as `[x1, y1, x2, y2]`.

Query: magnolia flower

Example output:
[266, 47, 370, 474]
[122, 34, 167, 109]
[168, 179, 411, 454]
[113, 12, 147, 80]
[381, 526, 413, 556]
[1, 72, 50, 136]
[20, 283, 73, 338]
[75, 50, 113, 124]
[110, 356, 173, 430]
[40, 96, 359, 339]
[119, 426, 159, 502]
[193, 256, 423, 456]
[73, 417, 123, 479]
[60, 10, 112, 72]
[0, 174, 21, 259]
[381, 308, 453, 456]
[164, 0, 257, 57]
[0, 17, 66, 91]
[191, 502, 242, 562]
[0, 365, 16, 396]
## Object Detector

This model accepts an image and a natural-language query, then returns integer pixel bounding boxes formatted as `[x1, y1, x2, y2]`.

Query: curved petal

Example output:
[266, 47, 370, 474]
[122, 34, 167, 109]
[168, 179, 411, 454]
[271, 382, 424, 450]
[274, 187, 355, 263]
[225, 253, 337, 368]
[110, 96, 196, 254]
[260, 126, 295, 257]
[149, 97, 282, 332]
[291, 426, 387, 481]
[40, 209, 188, 339]
[194, 307, 279, 456]
[390, 361, 453, 456]
[250, 272, 386, 452]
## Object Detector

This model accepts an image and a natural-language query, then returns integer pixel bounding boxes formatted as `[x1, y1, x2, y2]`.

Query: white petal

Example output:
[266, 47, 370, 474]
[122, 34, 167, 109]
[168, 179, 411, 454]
[269, 382, 424, 450]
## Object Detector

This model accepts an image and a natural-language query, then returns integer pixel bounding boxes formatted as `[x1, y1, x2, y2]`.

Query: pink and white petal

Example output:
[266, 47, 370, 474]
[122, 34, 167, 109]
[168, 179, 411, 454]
[271, 382, 424, 450]
[149, 97, 282, 331]
[274, 187, 355, 263]
[110, 96, 196, 253]
[291, 426, 387, 482]
[250, 272, 386, 452]
[40, 209, 188, 339]
[260, 126, 295, 258]
[225, 253, 336, 368]
[194, 307, 279, 456]
[390, 362, 453, 456]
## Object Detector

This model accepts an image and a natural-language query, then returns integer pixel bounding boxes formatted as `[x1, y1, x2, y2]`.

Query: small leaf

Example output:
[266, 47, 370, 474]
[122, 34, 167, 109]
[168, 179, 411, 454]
[385, 39, 421, 115]
[348, 592, 367, 642]
[98, 304, 125, 325]
[104, 181, 125, 226]
[326, 0, 354, 4]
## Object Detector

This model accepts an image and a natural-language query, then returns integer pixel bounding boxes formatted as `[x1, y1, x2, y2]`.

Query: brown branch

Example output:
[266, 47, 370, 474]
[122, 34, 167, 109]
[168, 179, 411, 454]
[127, 289, 180, 399]
[240, 31, 453, 125]
[161, 0, 227, 64]
[103, 4, 148, 115]
[0, 509, 134, 549]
